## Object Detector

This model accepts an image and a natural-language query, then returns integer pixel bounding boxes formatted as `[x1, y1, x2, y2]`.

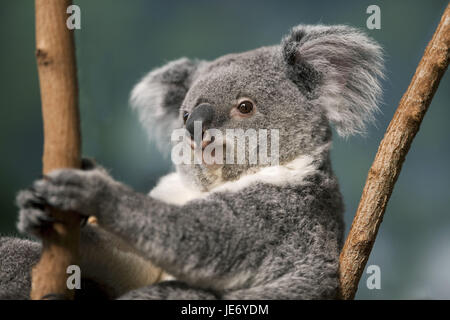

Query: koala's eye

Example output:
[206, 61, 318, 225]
[183, 111, 190, 124]
[237, 101, 254, 114]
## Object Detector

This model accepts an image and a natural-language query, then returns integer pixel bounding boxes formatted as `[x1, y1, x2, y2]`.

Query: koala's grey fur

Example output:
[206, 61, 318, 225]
[0, 238, 40, 300]
[0, 24, 383, 300]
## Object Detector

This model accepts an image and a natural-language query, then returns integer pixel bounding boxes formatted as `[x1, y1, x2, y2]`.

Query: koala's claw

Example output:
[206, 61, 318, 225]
[32, 167, 114, 218]
[17, 210, 50, 236]
[81, 157, 111, 175]
[16, 162, 117, 237]
[17, 188, 50, 210]
[16, 189, 55, 236]
[81, 157, 97, 171]
[16, 186, 91, 237]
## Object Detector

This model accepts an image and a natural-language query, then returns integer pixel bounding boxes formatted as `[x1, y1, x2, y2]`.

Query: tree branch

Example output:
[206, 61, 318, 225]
[31, 0, 81, 300]
[338, 3, 450, 300]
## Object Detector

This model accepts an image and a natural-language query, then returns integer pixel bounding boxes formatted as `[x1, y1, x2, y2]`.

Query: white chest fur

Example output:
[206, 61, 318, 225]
[149, 153, 319, 206]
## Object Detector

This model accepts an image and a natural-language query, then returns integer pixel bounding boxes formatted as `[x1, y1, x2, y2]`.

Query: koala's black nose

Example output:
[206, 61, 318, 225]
[186, 103, 215, 138]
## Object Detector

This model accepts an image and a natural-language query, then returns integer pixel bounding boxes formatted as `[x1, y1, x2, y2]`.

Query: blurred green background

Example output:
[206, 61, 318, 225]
[0, 0, 449, 299]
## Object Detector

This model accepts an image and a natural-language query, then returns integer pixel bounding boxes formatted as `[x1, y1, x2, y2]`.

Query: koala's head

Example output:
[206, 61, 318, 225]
[131, 25, 384, 190]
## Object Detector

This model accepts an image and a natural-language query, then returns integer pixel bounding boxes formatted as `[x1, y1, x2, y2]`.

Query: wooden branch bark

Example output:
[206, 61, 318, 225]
[338, 3, 450, 300]
[31, 0, 81, 300]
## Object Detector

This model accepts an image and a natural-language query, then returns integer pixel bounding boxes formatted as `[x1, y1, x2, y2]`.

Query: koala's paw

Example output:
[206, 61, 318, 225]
[81, 157, 108, 173]
[30, 167, 116, 218]
[16, 188, 54, 236]
[81, 157, 98, 171]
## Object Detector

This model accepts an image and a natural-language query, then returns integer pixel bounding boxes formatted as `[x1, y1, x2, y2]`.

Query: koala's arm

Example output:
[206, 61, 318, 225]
[15, 160, 163, 298]
[92, 183, 269, 289]
[30, 167, 343, 298]
[13, 189, 163, 299]
[29, 168, 279, 288]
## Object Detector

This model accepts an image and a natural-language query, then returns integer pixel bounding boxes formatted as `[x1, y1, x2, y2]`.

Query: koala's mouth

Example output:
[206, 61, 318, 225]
[188, 134, 226, 169]
[189, 135, 215, 150]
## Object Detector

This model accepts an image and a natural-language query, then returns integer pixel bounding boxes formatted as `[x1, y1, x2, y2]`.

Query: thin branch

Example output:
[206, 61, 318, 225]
[31, 0, 81, 300]
[338, 3, 450, 300]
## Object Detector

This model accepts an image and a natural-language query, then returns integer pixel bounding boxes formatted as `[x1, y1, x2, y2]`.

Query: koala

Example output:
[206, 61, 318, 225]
[0, 24, 383, 300]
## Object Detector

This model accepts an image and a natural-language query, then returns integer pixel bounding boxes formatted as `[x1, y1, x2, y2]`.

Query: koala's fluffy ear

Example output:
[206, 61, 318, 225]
[130, 58, 203, 144]
[282, 25, 384, 137]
